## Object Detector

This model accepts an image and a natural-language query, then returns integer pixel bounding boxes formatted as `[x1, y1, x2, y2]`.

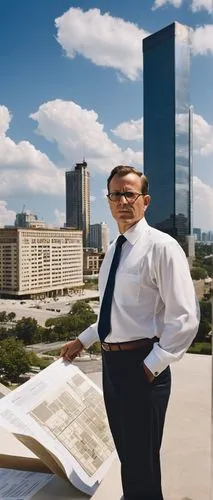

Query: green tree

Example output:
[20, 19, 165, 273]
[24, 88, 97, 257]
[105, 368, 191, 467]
[88, 342, 101, 355]
[0, 327, 8, 341]
[190, 267, 207, 280]
[41, 327, 58, 343]
[15, 317, 40, 345]
[0, 337, 30, 382]
[7, 312, 16, 322]
[193, 318, 211, 343]
[200, 300, 212, 323]
[0, 311, 7, 323]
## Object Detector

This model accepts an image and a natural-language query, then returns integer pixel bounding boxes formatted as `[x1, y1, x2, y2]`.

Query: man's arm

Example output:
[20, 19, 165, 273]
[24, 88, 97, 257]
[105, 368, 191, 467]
[143, 240, 200, 377]
[60, 338, 84, 361]
[60, 322, 99, 362]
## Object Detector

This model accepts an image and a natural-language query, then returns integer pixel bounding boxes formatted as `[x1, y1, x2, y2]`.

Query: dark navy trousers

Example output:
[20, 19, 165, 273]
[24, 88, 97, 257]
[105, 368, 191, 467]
[102, 345, 171, 500]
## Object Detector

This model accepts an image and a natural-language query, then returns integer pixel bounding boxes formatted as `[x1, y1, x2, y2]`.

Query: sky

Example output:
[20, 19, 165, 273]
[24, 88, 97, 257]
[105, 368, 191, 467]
[0, 0, 213, 240]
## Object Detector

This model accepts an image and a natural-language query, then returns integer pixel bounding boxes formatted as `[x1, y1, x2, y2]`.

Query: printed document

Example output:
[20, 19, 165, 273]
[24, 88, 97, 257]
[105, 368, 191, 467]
[0, 468, 53, 499]
[0, 359, 115, 496]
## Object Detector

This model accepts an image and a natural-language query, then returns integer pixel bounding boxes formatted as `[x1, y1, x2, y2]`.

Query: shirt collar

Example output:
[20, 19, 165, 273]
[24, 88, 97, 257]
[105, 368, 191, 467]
[122, 218, 149, 246]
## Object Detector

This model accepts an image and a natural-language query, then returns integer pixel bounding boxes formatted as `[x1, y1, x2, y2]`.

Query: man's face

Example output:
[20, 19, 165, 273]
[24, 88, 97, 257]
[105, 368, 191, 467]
[107, 173, 150, 229]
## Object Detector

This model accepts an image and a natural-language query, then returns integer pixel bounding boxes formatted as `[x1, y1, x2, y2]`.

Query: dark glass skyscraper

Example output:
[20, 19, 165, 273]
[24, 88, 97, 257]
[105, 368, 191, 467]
[66, 161, 90, 247]
[143, 23, 192, 251]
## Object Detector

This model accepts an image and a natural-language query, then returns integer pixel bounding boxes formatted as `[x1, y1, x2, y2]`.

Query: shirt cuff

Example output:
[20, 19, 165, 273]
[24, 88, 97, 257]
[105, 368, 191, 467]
[143, 342, 184, 376]
[78, 322, 99, 349]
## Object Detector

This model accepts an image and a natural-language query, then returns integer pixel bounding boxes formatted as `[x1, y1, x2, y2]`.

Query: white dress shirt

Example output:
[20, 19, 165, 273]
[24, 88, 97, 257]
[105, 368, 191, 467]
[78, 218, 200, 376]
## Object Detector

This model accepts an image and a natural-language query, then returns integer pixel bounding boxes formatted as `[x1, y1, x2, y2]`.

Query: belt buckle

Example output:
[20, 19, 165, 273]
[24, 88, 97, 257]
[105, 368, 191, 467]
[102, 343, 110, 351]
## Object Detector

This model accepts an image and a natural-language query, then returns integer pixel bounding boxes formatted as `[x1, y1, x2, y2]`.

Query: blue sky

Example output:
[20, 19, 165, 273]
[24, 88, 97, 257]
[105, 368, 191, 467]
[0, 0, 213, 240]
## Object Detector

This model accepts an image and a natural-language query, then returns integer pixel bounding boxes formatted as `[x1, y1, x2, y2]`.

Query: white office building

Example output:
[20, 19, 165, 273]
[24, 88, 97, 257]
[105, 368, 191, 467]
[0, 228, 83, 298]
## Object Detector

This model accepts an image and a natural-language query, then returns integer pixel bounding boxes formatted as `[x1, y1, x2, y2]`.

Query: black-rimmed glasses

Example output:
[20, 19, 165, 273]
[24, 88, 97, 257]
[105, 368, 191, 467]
[107, 191, 145, 203]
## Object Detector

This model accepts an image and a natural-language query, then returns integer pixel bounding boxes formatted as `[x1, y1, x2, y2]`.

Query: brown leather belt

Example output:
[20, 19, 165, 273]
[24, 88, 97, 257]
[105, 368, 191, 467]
[101, 337, 159, 352]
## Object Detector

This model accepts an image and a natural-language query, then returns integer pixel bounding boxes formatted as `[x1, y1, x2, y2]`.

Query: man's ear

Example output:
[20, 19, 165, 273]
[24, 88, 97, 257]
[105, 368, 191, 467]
[144, 195, 151, 211]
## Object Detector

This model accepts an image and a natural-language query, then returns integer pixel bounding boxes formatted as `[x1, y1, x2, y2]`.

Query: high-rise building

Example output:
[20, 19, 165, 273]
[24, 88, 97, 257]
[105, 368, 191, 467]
[65, 161, 90, 247]
[89, 222, 109, 253]
[143, 23, 193, 254]
[0, 228, 83, 298]
[15, 212, 46, 229]
[193, 227, 201, 241]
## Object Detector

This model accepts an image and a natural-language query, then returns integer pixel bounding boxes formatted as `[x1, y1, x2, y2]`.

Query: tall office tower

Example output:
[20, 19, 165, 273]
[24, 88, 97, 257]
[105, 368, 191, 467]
[65, 161, 90, 247]
[143, 23, 193, 255]
[89, 222, 109, 253]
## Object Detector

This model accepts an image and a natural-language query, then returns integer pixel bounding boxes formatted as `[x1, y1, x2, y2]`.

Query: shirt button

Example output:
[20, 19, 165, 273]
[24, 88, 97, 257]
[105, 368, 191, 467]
[154, 371, 159, 377]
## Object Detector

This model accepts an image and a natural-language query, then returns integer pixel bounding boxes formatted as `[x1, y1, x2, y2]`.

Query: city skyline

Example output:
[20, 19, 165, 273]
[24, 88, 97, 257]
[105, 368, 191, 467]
[0, 1, 213, 240]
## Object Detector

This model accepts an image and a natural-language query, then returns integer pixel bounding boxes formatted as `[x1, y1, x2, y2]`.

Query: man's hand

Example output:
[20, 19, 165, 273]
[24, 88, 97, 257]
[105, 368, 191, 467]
[143, 362, 155, 383]
[60, 339, 84, 362]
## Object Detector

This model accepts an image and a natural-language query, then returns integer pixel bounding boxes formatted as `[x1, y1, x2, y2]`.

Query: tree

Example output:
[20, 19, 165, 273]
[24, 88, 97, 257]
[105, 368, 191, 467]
[41, 327, 58, 343]
[88, 342, 101, 355]
[0, 327, 8, 341]
[0, 337, 30, 382]
[70, 300, 92, 315]
[0, 311, 7, 323]
[193, 318, 211, 343]
[7, 312, 16, 322]
[15, 317, 40, 345]
[190, 267, 207, 280]
[70, 301, 97, 329]
[200, 300, 212, 323]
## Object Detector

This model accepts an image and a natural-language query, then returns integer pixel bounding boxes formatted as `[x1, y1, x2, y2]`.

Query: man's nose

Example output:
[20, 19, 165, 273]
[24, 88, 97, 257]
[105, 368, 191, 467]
[118, 194, 128, 204]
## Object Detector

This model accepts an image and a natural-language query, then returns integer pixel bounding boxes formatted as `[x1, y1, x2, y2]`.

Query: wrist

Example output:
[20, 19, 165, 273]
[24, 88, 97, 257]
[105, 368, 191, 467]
[143, 362, 155, 383]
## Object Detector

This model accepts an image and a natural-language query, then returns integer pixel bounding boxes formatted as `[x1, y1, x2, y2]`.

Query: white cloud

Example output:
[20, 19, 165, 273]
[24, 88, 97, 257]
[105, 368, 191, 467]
[55, 7, 149, 81]
[90, 195, 96, 202]
[193, 177, 213, 230]
[30, 99, 143, 172]
[192, 25, 213, 55]
[54, 209, 65, 227]
[55, 7, 213, 83]
[152, 0, 182, 9]
[0, 201, 16, 227]
[177, 112, 213, 156]
[112, 112, 213, 157]
[112, 118, 143, 141]
[191, 0, 212, 12]
[0, 105, 64, 197]
[192, 113, 213, 156]
[0, 106, 12, 135]
[152, 0, 212, 10]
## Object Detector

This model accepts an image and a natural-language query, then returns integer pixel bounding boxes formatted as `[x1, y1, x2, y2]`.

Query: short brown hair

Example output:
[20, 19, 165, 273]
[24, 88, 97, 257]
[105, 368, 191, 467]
[107, 165, 149, 194]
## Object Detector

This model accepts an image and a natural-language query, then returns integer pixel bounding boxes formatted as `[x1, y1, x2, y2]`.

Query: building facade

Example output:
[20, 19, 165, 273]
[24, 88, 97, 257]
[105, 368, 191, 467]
[83, 248, 104, 277]
[0, 228, 83, 298]
[15, 212, 46, 229]
[143, 22, 192, 253]
[193, 227, 201, 241]
[89, 222, 109, 253]
[65, 161, 90, 247]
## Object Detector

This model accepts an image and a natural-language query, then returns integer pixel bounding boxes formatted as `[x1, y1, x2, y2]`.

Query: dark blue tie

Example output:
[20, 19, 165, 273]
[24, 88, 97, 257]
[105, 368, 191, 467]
[98, 234, 126, 342]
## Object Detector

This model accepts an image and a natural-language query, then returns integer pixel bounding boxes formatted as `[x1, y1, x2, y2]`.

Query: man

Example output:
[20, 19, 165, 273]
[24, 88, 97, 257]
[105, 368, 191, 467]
[61, 165, 199, 500]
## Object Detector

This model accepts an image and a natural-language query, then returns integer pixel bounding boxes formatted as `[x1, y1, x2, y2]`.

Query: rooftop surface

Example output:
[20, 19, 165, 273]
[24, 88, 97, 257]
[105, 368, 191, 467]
[0, 353, 211, 500]
[92, 353, 211, 500]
